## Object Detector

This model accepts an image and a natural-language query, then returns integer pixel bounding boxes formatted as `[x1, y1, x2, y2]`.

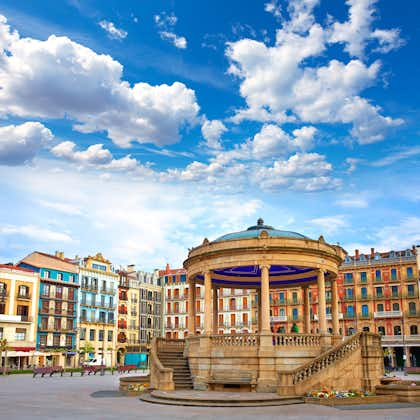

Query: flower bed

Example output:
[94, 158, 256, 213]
[119, 375, 151, 396]
[303, 389, 396, 406]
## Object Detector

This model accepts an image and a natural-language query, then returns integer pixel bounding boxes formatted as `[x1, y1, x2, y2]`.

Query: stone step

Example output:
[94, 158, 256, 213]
[140, 392, 303, 407]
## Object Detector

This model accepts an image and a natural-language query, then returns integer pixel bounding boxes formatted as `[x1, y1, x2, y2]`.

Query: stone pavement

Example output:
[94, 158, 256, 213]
[1, 374, 419, 419]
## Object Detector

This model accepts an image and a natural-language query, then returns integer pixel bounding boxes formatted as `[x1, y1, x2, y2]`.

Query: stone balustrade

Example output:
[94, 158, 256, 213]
[150, 337, 175, 391]
[271, 334, 321, 347]
[210, 333, 260, 346]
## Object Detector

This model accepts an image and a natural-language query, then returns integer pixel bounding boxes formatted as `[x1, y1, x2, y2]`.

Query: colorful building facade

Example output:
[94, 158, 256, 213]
[74, 253, 118, 367]
[19, 251, 79, 367]
[0, 264, 39, 369]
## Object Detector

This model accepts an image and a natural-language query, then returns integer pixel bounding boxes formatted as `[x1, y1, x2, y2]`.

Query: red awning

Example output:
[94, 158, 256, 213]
[12, 347, 35, 352]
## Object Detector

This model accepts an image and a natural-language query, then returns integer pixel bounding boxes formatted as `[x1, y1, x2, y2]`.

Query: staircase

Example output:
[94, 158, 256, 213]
[157, 341, 193, 390]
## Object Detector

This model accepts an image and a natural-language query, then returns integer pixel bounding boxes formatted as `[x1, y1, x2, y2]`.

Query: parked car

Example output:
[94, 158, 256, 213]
[81, 358, 102, 367]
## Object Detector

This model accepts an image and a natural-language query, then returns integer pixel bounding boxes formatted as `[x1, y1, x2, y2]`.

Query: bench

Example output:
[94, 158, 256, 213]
[33, 366, 64, 378]
[405, 367, 420, 374]
[81, 365, 105, 376]
[0, 367, 10, 375]
[207, 372, 257, 392]
[117, 364, 138, 374]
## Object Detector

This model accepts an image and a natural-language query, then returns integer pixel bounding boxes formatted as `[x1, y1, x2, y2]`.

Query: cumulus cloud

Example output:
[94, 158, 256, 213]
[264, 0, 282, 19]
[39, 200, 82, 216]
[226, 0, 403, 144]
[0, 224, 73, 242]
[0, 121, 53, 165]
[154, 12, 187, 49]
[309, 214, 349, 234]
[335, 194, 368, 208]
[329, 0, 405, 58]
[51, 141, 138, 170]
[99, 20, 127, 40]
[201, 119, 227, 150]
[0, 16, 199, 147]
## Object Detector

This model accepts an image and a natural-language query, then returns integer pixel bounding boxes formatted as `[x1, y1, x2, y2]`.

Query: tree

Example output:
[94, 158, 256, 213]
[0, 338, 8, 376]
[291, 323, 299, 333]
[79, 342, 94, 363]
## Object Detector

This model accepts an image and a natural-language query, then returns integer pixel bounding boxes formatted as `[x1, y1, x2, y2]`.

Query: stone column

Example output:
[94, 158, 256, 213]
[204, 270, 213, 335]
[303, 286, 311, 334]
[188, 276, 196, 335]
[317, 269, 329, 344]
[260, 264, 271, 334]
[257, 288, 262, 333]
[212, 286, 218, 334]
[331, 276, 340, 336]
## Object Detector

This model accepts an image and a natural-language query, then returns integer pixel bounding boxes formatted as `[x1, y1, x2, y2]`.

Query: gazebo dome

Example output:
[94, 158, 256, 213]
[214, 218, 308, 242]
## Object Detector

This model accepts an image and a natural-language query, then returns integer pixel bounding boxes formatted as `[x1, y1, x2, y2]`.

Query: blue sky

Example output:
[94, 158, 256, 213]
[0, 0, 419, 270]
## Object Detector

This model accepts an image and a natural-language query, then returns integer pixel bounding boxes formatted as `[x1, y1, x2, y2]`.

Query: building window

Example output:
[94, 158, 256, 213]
[43, 271, 51, 279]
[42, 284, 50, 297]
[17, 305, 29, 321]
[392, 302, 400, 311]
[391, 285, 399, 297]
[0, 327, 2, 339]
[410, 325, 418, 335]
[361, 304, 369, 316]
[346, 305, 354, 316]
[375, 287, 383, 297]
[394, 325, 401, 336]
[360, 287, 367, 298]
[53, 335, 60, 347]
[18, 285, 29, 298]
[80, 328, 86, 340]
[407, 284, 415, 297]
[378, 326, 385, 335]
[279, 292, 284, 303]
[346, 288, 353, 298]
[407, 267, 414, 279]
[99, 330, 104, 341]
[363, 326, 370, 332]
[377, 303, 384, 312]
[409, 302, 416, 315]
[108, 330, 113, 342]
[360, 272, 367, 282]
[391, 268, 397, 281]
[292, 308, 298, 320]
[375, 270, 381, 281]
[39, 335, 47, 347]
[55, 286, 63, 299]
[89, 329, 95, 341]
[57, 273, 63, 281]
[344, 273, 353, 283]
[65, 335, 72, 347]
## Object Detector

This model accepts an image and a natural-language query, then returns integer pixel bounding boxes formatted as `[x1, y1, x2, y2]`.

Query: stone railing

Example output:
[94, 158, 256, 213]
[272, 334, 321, 347]
[211, 333, 260, 346]
[278, 332, 383, 395]
[156, 337, 185, 352]
[149, 337, 175, 391]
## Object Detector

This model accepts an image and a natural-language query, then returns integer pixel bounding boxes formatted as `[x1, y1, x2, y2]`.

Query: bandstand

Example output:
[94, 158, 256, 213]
[150, 219, 383, 395]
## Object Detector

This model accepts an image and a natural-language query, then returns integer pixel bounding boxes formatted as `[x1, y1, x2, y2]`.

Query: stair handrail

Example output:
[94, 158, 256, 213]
[150, 337, 175, 391]
[278, 332, 364, 392]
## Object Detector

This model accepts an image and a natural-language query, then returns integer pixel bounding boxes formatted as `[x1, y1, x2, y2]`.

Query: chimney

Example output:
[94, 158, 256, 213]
[370, 248, 375, 257]
[55, 251, 64, 259]
[166, 263, 170, 274]
[355, 249, 359, 260]
[127, 264, 136, 273]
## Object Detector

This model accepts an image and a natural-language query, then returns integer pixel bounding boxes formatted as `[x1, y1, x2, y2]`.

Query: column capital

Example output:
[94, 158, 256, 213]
[259, 263, 271, 271]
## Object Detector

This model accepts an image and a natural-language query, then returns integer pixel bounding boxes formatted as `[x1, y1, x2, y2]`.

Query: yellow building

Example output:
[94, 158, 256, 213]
[75, 253, 118, 367]
[0, 264, 39, 369]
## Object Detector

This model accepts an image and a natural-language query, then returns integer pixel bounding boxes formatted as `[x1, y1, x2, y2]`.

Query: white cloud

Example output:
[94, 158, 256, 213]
[225, 1, 403, 144]
[201, 119, 227, 150]
[0, 16, 199, 147]
[345, 157, 362, 173]
[99, 20, 127, 40]
[309, 215, 348, 234]
[154, 12, 187, 49]
[39, 200, 82, 216]
[344, 217, 420, 253]
[264, 0, 282, 19]
[329, 0, 404, 58]
[0, 121, 53, 165]
[335, 194, 368, 208]
[159, 31, 187, 49]
[0, 224, 73, 242]
[371, 145, 420, 167]
[51, 141, 138, 170]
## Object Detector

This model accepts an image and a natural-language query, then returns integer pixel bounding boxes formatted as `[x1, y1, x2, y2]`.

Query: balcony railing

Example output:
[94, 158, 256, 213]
[313, 313, 344, 320]
[100, 287, 116, 295]
[80, 316, 115, 325]
[406, 310, 420, 317]
[16, 292, 31, 300]
[374, 310, 402, 318]
[358, 313, 372, 319]
[80, 284, 98, 292]
[0, 314, 33, 323]
[270, 315, 288, 322]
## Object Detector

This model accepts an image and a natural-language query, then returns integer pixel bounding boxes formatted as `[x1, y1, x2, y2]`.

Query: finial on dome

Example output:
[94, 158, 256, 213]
[257, 217, 264, 226]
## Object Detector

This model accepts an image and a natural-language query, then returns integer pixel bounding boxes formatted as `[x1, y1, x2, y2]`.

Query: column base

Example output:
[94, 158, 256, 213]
[320, 334, 332, 350]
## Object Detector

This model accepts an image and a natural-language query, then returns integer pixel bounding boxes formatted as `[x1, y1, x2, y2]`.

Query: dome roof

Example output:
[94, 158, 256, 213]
[214, 218, 308, 242]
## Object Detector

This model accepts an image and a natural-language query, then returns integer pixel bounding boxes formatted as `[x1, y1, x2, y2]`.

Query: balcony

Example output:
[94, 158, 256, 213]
[100, 287, 116, 295]
[343, 295, 355, 301]
[404, 276, 416, 282]
[128, 324, 139, 330]
[313, 313, 344, 320]
[119, 295, 128, 301]
[374, 310, 402, 319]
[406, 311, 420, 318]
[389, 276, 400, 283]
[270, 315, 288, 322]
[80, 316, 115, 325]
[16, 292, 31, 300]
[381, 335, 420, 345]
[358, 313, 372, 320]
[288, 299, 301, 305]
[80, 284, 98, 292]
[0, 314, 32, 323]
[343, 313, 356, 320]
[0, 290, 9, 298]
[359, 294, 372, 301]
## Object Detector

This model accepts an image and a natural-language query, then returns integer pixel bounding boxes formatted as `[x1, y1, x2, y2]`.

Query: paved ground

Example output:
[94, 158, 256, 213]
[1, 374, 420, 419]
